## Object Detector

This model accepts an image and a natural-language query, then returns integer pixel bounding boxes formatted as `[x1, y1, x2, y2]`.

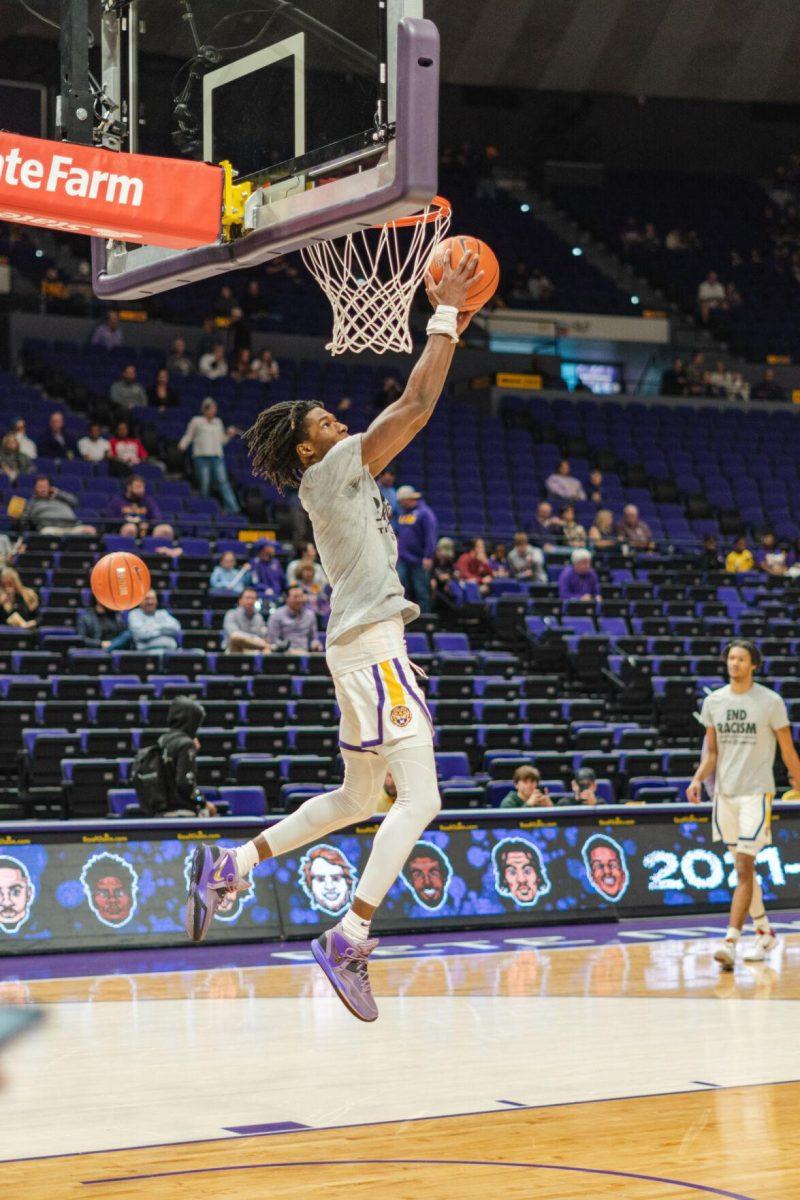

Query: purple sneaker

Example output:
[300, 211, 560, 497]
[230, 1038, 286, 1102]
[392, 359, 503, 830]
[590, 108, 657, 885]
[311, 923, 379, 1022]
[185, 845, 241, 943]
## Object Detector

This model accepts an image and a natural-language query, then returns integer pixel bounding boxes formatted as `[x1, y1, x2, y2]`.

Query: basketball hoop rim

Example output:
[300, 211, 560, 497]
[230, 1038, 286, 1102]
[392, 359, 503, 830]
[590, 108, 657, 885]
[375, 194, 451, 229]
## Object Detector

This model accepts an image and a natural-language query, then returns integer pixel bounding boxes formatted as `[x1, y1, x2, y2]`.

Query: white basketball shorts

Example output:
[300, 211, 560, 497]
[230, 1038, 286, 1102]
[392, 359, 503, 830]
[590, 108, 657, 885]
[712, 792, 772, 855]
[326, 616, 434, 756]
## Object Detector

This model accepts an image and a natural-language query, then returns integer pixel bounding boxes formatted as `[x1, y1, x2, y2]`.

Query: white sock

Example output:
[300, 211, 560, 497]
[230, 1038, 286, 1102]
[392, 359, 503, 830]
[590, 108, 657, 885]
[341, 909, 371, 942]
[725, 926, 741, 943]
[234, 841, 259, 876]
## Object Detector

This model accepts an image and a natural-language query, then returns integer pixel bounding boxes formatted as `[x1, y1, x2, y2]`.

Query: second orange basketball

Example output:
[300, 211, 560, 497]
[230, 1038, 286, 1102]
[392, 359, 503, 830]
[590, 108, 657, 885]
[90, 552, 151, 612]
[427, 235, 500, 312]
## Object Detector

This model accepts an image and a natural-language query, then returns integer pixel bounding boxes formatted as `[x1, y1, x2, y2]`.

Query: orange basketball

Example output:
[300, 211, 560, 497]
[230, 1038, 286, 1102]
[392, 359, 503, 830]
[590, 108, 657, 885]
[427, 235, 500, 312]
[90, 552, 151, 612]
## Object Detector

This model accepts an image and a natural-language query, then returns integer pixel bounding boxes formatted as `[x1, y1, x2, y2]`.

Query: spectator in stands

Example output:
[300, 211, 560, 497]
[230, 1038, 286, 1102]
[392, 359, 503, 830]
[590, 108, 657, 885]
[499, 766, 553, 809]
[295, 560, 329, 616]
[530, 499, 562, 548]
[166, 336, 192, 377]
[105, 476, 162, 535]
[475, 143, 500, 201]
[665, 228, 687, 251]
[230, 348, 252, 382]
[91, 309, 123, 350]
[0, 534, 23, 567]
[685, 352, 709, 397]
[455, 537, 494, 594]
[528, 268, 555, 303]
[751, 368, 787, 402]
[109, 420, 148, 470]
[78, 421, 111, 464]
[226, 307, 251, 356]
[250, 537, 287, 599]
[222, 587, 271, 653]
[76, 600, 124, 649]
[373, 375, 402, 413]
[242, 279, 269, 322]
[209, 550, 252, 595]
[588, 468, 605, 505]
[660, 357, 689, 396]
[0, 567, 38, 628]
[508, 262, 533, 303]
[12, 420, 36, 462]
[699, 534, 723, 570]
[197, 316, 218, 358]
[558, 767, 599, 807]
[489, 543, 510, 576]
[39, 411, 77, 459]
[621, 217, 642, 248]
[558, 548, 601, 602]
[151, 524, 181, 558]
[643, 222, 660, 247]
[178, 397, 240, 513]
[725, 535, 754, 574]
[756, 532, 788, 576]
[431, 536, 457, 597]
[147, 367, 179, 411]
[286, 541, 327, 589]
[508, 531, 546, 582]
[40, 265, 70, 312]
[546, 458, 586, 503]
[396, 485, 437, 613]
[697, 271, 726, 323]
[198, 342, 228, 380]
[377, 465, 399, 523]
[214, 283, 236, 318]
[725, 281, 743, 311]
[110, 364, 148, 412]
[266, 585, 322, 653]
[128, 589, 181, 653]
[0, 434, 30, 483]
[560, 502, 587, 548]
[617, 504, 655, 550]
[22, 476, 96, 536]
[589, 509, 616, 549]
[250, 348, 280, 383]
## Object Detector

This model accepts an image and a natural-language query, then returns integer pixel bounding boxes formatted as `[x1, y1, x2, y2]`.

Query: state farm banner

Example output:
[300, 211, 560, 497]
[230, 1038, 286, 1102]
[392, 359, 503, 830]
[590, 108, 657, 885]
[0, 132, 222, 248]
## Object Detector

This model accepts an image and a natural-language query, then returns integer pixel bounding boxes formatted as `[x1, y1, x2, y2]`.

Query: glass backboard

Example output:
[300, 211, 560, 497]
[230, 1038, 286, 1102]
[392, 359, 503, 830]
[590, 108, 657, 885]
[91, 0, 439, 301]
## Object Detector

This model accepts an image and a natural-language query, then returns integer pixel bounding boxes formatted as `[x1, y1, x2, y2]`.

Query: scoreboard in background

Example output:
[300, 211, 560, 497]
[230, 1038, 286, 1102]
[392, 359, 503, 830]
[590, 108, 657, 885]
[3, 805, 800, 953]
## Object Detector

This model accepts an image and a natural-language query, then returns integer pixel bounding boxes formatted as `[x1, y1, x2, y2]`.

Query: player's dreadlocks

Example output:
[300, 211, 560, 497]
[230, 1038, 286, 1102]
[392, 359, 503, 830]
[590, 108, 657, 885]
[243, 400, 319, 493]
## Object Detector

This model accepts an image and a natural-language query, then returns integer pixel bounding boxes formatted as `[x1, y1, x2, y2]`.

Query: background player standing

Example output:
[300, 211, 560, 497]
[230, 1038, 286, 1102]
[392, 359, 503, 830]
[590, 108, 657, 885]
[687, 640, 800, 969]
[185, 251, 481, 1021]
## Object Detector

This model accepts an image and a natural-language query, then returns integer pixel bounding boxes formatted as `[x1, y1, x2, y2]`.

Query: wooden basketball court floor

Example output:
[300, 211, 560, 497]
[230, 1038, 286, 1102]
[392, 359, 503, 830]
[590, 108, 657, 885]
[3, 912, 800, 1199]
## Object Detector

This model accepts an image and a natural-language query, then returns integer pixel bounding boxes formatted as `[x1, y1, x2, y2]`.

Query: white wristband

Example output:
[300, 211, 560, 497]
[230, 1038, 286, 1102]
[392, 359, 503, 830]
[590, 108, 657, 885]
[426, 304, 459, 342]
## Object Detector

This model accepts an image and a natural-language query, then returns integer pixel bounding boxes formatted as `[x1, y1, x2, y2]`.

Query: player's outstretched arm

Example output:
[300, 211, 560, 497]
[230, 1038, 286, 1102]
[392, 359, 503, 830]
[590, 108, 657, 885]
[776, 726, 800, 791]
[361, 251, 482, 475]
[687, 727, 717, 803]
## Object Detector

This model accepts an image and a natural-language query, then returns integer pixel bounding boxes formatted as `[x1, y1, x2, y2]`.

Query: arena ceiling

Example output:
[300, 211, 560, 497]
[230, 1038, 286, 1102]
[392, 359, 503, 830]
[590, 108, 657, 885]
[3, 0, 800, 104]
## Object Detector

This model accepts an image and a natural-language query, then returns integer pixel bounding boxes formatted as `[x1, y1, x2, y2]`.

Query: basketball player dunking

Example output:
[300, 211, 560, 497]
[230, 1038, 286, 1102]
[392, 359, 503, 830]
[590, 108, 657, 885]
[185, 251, 482, 1021]
[687, 640, 800, 969]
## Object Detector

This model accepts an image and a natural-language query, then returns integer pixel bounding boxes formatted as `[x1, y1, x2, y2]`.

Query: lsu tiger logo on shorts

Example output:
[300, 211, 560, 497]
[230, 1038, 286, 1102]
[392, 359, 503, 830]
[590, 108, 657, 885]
[390, 703, 412, 728]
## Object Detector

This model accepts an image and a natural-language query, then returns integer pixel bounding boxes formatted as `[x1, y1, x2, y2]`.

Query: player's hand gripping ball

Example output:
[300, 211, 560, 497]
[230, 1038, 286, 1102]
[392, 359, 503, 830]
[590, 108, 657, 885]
[427, 235, 500, 312]
[90, 552, 151, 611]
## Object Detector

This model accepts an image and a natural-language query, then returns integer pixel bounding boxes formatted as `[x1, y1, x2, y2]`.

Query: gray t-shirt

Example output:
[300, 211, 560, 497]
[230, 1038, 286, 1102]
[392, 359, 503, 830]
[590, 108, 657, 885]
[298, 434, 418, 645]
[700, 682, 789, 796]
[222, 606, 268, 647]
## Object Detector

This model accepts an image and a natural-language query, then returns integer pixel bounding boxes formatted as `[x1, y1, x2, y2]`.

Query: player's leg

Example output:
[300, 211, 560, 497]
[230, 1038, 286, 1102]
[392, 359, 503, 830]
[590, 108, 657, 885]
[714, 845, 755, 970]
[310, 728, 440, 1021]
[184, 748, 384, 944]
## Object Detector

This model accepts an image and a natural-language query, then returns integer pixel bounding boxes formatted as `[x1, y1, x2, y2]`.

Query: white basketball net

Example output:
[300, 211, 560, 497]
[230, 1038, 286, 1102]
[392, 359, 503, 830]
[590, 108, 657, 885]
[301, 197, 451, 356]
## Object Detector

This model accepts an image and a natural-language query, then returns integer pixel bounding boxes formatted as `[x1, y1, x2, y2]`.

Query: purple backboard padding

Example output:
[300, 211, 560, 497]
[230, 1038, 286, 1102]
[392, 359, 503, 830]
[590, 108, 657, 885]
[91, 18, 440, 301]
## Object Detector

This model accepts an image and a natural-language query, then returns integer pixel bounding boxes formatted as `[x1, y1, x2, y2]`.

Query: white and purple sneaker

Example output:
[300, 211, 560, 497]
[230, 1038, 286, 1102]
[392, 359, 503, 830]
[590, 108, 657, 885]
[311, 923, 379, 1022]
[185, 845, 242, 943]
